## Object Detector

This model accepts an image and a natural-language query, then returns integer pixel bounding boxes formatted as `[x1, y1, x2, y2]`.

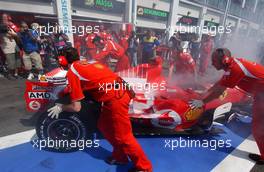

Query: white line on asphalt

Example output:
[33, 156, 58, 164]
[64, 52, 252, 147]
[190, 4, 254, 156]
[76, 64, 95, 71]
[0, 129, 36, 150]
[212, 135, 259, 172]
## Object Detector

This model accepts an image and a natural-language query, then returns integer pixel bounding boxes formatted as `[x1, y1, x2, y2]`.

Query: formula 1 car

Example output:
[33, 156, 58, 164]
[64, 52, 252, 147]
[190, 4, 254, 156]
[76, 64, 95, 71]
[24, 57, 252, 151]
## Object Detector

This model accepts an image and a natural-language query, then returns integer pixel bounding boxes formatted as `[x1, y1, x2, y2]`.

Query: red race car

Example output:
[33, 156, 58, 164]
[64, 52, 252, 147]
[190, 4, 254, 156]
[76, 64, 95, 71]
[24, 57, 252, 151]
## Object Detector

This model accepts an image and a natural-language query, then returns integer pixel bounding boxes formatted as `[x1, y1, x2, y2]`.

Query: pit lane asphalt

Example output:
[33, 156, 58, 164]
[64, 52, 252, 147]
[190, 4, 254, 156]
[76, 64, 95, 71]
[0, 76, 263, 172]
[0, 77, 36, 137]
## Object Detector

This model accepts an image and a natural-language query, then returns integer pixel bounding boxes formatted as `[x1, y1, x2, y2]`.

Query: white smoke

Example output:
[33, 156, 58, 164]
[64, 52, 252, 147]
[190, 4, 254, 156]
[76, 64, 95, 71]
[222, 32, 262, 63]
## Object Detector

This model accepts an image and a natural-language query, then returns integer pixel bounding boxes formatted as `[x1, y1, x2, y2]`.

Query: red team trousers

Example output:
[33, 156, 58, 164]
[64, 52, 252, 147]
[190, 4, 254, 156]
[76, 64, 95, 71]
[97, 91, 152, 170]
[253, 93, 264, 159]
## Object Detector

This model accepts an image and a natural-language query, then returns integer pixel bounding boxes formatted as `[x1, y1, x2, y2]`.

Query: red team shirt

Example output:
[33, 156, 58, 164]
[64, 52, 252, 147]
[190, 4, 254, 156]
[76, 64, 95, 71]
[86, 33, 97, 49]
[171, 52, 195, 74]
[177, 52, 195, 73]
[66, 60, 118, 102]
[94, 40, 125, 60]
[201, 39, 213, 55]
[119, 35, 130, 51]
[219, 58, 264, 94]
[98, 31, 113, 41]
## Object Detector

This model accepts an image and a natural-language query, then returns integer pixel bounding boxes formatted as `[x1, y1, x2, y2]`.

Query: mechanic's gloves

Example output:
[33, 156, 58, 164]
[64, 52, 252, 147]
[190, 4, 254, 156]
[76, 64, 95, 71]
[188, 99, 204, 109]
[47, 104, 63, 119]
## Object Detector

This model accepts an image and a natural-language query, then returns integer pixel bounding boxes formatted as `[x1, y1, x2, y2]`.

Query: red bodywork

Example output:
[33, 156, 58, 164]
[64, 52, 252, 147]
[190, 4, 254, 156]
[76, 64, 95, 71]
[24, 57, 250, 131]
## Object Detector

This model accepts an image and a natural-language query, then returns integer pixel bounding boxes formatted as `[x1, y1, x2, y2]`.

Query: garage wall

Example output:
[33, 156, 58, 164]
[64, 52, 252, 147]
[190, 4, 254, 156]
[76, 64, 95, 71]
[0, 0, 55, 15]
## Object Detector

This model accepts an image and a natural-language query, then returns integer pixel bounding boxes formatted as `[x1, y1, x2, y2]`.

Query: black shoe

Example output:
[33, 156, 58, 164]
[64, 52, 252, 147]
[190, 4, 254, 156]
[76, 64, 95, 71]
[104, 156, 128, 165]
[249, 153, 264, 165]
[128, 167, 152, 172]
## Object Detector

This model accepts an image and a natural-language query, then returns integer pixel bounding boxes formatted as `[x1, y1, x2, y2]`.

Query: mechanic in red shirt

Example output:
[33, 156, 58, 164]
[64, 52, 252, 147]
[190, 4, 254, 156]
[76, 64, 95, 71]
[168, 42, 196, 81]
[85, 32, 97, 58]
[119, 30, 130, 52]
[97, 25, 113, 41]
[73, 35, 82, 55]
[199, 35, 213, 75]
[169, 50, 196, 76]
[99, 30, 113, 41]
[189, 48, 264, 165]
[47, 47, 152, 172]
[92, 35, 130, 72]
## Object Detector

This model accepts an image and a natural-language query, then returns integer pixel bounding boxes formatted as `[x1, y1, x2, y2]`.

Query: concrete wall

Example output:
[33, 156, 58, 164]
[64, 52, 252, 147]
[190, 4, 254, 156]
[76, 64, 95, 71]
[0, 0, 261, 34]
[136, 0, 170, 29]
[137, 0, 170, 12]
[204, 10, 221, 23]
[0, 0, 55, 15]
[71, 7, 124, 22]
[178, 2, 201, 18]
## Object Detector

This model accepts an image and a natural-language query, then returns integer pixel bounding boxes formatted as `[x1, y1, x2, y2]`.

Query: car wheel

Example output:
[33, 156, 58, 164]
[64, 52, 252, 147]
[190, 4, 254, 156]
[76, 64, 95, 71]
[36, 111, 87, 152]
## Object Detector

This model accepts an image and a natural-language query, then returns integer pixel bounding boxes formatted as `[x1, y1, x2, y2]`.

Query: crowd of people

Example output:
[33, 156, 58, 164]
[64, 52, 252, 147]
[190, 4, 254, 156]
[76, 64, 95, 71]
[0, 16, 133, 79]
[2, 13, 264, 83]
[0, 13, 76, 80]
[0, 13, 218, 82]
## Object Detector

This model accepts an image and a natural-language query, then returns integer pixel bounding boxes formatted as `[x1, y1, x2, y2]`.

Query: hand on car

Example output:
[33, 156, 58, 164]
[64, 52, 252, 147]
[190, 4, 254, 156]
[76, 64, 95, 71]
[47, 104, 62, 119]
[188, 99, 204, 109]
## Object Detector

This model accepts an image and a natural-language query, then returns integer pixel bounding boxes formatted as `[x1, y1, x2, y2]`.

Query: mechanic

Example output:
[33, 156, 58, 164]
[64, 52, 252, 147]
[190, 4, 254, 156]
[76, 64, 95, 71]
[97, 25, 113, 41]
[47, 47, 152, 172]
[199, 35, 213, 75]
[73, 35, 82, 56]
[119, 30, 130, 52]
[189, 48, 264, 165]
[85, 32, 97, 59]
[170, 42, 196, 75]
[168, 41, 196, 82]
[92, 35, 130, 72]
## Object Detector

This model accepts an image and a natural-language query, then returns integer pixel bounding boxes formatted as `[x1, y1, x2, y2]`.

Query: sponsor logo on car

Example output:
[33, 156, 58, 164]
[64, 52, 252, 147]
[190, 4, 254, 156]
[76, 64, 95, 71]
[32, 85, 53, 91]
[151, 110, 182, 129]
[185, 108, 203, 121]
[219, 90, 228, 101]
[29, 100, 41, 110]
[28, 92, 53, 99]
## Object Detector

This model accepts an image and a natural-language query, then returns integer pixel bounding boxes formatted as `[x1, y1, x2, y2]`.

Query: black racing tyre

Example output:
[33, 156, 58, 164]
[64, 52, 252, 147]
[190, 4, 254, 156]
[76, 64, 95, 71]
[36, 111, 87, 152]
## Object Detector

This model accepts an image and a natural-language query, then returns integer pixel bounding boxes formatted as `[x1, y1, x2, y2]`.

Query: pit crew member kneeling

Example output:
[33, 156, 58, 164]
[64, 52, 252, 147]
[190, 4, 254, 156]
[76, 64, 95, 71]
[47, 47, 152, 172]
[189, 48, 264, 165]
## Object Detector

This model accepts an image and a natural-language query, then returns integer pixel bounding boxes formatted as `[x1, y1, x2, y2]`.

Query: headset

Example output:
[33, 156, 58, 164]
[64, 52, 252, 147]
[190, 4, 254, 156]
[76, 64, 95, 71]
[58, 55, 68, 67]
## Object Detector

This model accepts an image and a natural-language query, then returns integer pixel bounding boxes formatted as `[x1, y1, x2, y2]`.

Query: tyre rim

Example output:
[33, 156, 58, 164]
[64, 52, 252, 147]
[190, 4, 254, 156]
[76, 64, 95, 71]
[47, 119, 81, 141]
